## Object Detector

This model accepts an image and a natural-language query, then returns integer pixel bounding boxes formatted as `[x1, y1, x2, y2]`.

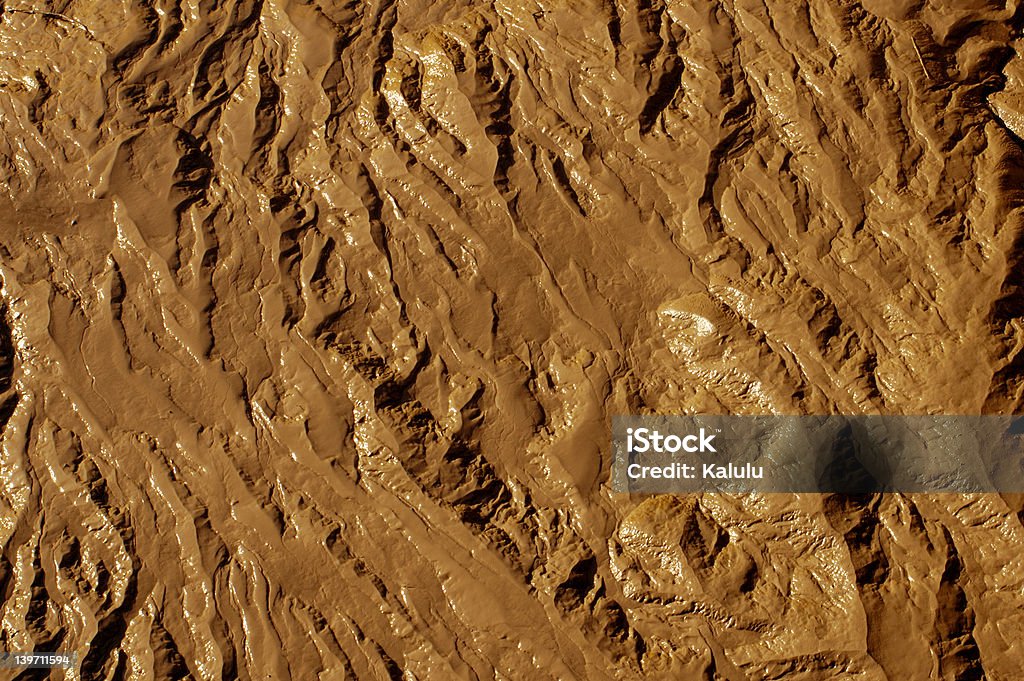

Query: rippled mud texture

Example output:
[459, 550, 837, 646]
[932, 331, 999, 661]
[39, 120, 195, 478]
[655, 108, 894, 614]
[1, 0, 1024, 679]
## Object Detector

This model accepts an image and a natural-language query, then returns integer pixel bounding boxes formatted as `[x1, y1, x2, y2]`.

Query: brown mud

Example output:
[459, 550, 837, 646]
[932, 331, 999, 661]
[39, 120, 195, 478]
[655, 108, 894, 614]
[0, 1, 1023, 679]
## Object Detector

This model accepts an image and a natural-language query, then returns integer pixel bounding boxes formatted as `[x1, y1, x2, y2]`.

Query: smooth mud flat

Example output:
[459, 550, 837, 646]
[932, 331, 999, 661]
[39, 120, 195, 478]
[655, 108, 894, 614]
[0, 1, 1023, 679]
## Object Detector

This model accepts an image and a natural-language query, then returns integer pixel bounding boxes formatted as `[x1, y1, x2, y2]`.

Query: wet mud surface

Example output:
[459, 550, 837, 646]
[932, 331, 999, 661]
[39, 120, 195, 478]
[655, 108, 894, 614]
[1, 0, 1024, 678]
